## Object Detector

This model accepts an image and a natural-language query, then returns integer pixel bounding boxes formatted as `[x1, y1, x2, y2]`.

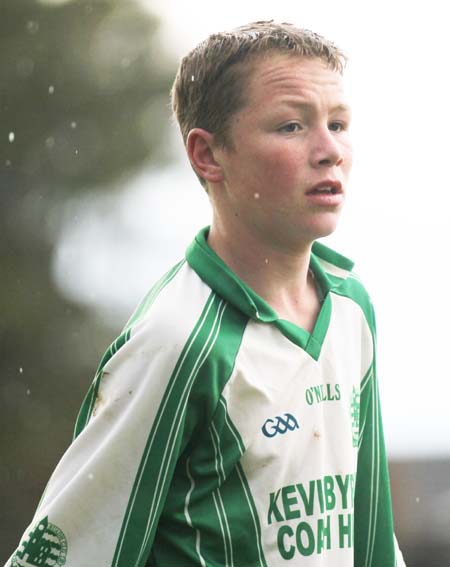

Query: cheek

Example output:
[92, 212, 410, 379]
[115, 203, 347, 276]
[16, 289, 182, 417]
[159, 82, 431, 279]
[341, 139, 353, 173]
[257, 147, 306, 187]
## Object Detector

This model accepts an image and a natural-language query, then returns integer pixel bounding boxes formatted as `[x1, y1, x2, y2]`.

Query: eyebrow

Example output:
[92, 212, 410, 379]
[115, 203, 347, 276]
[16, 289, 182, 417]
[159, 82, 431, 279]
[281, 101, 351, 114]
[330, 103, 351, 114]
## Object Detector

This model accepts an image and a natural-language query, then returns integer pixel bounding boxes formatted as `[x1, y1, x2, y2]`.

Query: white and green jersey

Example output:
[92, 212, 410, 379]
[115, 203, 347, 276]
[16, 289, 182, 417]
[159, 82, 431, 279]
[7, 227, 406, 567]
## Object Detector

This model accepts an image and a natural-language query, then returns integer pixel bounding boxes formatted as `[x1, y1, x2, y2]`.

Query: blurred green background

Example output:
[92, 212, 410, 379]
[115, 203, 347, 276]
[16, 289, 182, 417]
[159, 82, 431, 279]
[0, 0, 176, 558]
[1, 1, 449, 565]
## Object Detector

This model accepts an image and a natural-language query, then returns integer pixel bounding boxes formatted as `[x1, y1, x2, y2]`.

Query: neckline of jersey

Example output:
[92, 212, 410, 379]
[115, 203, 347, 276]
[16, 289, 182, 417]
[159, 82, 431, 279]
[186, 227, 354, 360]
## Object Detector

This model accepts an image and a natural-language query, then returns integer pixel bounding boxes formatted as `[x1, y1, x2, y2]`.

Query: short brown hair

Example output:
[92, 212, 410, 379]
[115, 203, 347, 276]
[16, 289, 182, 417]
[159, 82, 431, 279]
[171, 21, 346, 161]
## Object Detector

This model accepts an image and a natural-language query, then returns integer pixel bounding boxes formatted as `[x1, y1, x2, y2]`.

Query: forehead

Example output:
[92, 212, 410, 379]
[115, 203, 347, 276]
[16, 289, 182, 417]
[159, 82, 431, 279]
[241, 53, 346, 108]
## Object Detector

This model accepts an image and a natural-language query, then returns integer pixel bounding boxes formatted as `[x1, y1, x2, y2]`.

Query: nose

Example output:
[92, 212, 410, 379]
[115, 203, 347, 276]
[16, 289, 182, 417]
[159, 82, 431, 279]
[309, 127, 344, 169]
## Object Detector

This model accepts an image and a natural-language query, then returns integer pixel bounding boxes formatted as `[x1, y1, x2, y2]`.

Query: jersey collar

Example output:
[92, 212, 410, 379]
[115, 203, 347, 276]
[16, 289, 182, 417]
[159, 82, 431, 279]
[186, 226, 354, 325]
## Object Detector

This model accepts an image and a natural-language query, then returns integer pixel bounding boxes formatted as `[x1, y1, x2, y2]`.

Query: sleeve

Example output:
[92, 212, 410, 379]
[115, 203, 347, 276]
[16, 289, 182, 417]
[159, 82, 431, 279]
[5, 321, 199, 567]
[353, 304, 405, 566]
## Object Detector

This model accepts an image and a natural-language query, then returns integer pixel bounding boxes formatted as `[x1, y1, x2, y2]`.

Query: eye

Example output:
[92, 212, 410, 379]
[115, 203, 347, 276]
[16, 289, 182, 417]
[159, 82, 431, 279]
[328, 121, 346, 133]
[279, 122, 302, 134]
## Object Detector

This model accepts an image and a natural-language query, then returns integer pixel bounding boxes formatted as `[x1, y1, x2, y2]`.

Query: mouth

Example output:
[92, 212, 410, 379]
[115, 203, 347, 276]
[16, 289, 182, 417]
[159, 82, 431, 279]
[305, 180, 344, 207]
[306, 180, 343, 195]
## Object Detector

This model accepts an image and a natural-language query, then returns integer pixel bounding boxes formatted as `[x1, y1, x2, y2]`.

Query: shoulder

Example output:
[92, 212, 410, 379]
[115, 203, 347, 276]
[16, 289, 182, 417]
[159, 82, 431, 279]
[125, 260, 211, 338]
[98, 261, 214, 372]
[312, 240, 375, 329]
[104, 260, 248, 424]
[106, 258, 249, 372]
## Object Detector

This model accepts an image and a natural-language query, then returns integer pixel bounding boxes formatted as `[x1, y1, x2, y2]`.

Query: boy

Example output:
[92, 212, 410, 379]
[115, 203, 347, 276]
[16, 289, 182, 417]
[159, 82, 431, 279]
[7, 21, 405, 567]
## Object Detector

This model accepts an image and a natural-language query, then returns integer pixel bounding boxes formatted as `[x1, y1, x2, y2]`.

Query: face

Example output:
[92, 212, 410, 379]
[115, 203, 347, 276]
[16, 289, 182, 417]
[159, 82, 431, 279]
[212, 54, 353, 253]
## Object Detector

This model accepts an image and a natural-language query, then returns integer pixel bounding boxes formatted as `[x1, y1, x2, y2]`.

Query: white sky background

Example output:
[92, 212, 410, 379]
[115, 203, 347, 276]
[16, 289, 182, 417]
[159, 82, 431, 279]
[54, 0, 450, 459]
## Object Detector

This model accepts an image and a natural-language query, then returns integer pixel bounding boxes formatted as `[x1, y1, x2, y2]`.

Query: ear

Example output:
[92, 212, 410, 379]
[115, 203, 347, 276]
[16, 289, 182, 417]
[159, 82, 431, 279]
[187, 128, 224, 184]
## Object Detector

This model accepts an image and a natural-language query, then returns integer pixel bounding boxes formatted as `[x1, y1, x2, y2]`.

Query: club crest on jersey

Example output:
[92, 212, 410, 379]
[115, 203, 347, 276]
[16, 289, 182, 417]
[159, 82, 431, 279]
[350, 386, 360, 448]
[262, 413, 299, 437]
[12, 516, 68, 567]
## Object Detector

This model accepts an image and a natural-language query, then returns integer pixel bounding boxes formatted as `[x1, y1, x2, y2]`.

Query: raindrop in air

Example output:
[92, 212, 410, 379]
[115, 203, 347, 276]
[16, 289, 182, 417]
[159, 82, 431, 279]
[48, 85, 55, 94]
[26, 389, 31, 396]
[254, 192, 260, 199]
[71, 121, 77, 129]
[45, 137, 55, 149]
[26, 21, 39, 34]
[8, 132, 15, 143]
[19, 367, 23, 374]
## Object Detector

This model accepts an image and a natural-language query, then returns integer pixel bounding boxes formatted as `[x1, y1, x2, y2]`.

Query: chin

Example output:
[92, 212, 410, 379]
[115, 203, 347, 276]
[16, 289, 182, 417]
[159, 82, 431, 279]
[309, 212, 342, 240]
[315, 225, 339, 240]
[300, 222, 339, 244]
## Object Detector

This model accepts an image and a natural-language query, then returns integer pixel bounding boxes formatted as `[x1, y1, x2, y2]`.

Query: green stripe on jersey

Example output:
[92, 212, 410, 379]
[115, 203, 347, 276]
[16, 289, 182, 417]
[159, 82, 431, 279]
[150, 395, 267, 567]
[189, 397, 267, 567]
[123, 260, 185, 331]
[112, 293, 254, 567]
[354, 363, 395, 566]
[73, 261, 184, 440]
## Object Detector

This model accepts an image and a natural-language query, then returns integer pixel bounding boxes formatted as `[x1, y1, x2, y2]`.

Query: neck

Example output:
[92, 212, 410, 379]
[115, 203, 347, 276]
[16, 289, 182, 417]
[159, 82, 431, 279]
[208, 221, 321, 331]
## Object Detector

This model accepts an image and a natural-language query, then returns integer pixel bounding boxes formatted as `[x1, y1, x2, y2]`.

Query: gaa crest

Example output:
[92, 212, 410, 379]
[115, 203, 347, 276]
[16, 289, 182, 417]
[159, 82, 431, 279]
[11, 516, 67, 567]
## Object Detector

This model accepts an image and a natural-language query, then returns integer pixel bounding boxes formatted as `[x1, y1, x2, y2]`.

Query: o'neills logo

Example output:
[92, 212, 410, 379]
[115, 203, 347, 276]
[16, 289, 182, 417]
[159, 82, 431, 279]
[12, 516, 68, 567]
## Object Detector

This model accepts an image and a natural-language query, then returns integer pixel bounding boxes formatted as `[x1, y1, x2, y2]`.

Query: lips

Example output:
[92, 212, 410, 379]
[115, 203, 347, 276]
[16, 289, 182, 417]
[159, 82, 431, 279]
[306, 180, 343, 195]
[305, 180, 344, 207]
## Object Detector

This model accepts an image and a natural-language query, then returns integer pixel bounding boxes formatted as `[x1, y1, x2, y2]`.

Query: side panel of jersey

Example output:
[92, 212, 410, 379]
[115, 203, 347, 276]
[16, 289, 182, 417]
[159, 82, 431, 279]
[330, 276, 399, 566]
